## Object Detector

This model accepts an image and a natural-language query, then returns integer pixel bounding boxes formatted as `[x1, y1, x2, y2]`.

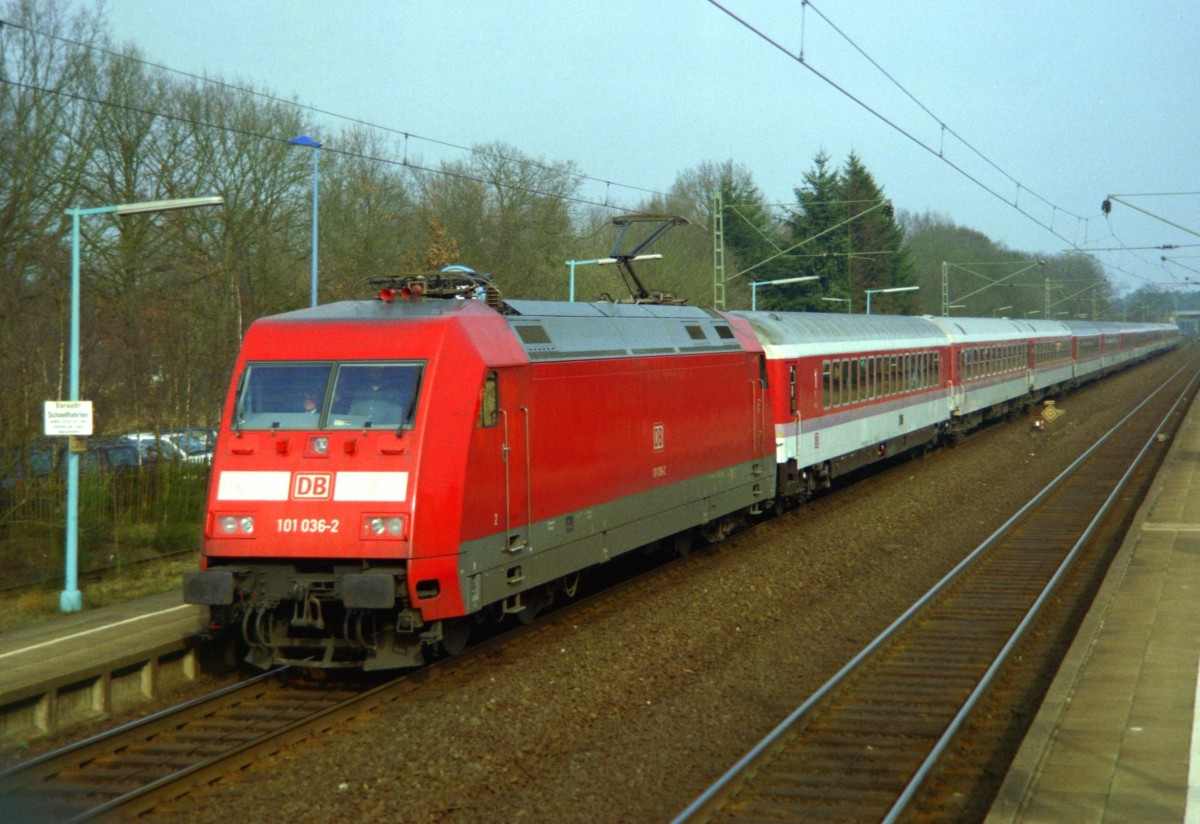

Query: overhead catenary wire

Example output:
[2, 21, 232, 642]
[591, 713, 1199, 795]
[703, 0, 1180, 287]
[0, 73, 644, 216]
[2, 8, 1189, 292]
[0, 16, 668, 208]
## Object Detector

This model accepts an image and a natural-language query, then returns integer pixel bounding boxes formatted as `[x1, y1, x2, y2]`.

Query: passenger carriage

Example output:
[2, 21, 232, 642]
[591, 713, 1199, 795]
[925, 317, 1041, 432]
[1062, 320, 1107, 382]
[729, 312, 951, 498]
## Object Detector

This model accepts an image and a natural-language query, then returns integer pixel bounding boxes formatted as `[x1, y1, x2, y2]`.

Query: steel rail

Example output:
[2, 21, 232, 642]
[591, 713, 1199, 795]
[883, 362, 1198, 821]
[0, 530, 712, 820]
[0, 668, 279, 781]
[673, 360, 1198, 823]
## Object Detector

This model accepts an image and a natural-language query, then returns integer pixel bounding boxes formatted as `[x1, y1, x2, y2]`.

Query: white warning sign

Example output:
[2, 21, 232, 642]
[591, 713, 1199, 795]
[44, 401, 94, 436]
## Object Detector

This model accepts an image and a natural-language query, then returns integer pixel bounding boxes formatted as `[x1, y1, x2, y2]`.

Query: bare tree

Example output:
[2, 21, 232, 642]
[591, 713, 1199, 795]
[0, 0, 104, 443]
[418, 142, 582, 297]
[316, 127, 421, 302]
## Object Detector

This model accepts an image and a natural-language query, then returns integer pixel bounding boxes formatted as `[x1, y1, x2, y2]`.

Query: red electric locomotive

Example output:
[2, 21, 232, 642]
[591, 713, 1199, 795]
[185, 271, 774, 669]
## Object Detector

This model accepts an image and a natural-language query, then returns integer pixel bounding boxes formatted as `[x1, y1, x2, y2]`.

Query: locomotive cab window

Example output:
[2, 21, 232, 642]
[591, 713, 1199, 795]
[479, 371, 499, 427]
[234, 361, 425, 431]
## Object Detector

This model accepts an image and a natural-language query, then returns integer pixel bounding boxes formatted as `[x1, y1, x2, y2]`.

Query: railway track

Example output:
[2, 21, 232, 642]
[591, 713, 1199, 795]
[0, 542, 702, 821]
[674, 360, 1199, 823]
[0, 670, 374, 822]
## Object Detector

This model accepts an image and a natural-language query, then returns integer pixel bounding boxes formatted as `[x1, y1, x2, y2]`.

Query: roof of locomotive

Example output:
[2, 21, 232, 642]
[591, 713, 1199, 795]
[253, 297, 753, 362]
[727, 310, 948, 358]
[503, 299, 749, 360]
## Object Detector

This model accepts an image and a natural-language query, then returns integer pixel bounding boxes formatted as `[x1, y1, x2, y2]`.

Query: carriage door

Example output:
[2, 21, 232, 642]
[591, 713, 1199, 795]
[951, 347, 966, 415]
[789, 362, 801, 462]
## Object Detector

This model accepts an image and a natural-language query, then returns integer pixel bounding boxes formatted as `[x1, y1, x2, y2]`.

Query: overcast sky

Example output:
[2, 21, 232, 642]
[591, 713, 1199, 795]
[89, 0, 1200, 293]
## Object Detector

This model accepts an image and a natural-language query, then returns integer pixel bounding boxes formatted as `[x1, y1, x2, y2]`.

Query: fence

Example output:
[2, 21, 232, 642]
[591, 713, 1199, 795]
[0, 462, 208, 589]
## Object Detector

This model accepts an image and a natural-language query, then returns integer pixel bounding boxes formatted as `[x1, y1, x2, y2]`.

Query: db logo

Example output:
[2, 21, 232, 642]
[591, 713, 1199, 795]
[293, 472, 333, 500]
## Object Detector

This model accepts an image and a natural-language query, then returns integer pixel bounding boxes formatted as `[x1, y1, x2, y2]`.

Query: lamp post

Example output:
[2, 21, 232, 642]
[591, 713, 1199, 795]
[821, 296, 852, 313]
[290, 135, 322, 307]
[750, 276, 820, 311]
[565, 254, 660, 302]
[865, 285, 919, 315]
[60, 196, 223, 612]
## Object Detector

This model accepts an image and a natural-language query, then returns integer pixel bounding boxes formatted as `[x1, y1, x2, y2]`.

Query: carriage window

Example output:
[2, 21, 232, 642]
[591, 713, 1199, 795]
[822, 360, 833, 410]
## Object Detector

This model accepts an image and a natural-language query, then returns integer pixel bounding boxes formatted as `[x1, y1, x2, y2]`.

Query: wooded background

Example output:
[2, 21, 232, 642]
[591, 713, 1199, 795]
[1, 0, 1180, 450]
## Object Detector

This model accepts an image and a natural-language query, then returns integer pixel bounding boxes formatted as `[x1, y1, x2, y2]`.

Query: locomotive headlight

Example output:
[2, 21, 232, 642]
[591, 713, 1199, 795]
[218, 515, 254, 535]
[363, 515, 405, 539]
[311, 436, 329, 454]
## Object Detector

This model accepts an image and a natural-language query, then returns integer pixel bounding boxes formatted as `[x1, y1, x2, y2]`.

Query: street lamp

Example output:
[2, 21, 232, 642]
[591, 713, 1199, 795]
[821, 297, 852, 313]
[750, 276, 820, 311]
[865, 285, 919, 315]
[565, 254, 661, 302]
[993, 305, 1013, 317]
[290, 135, 322, 307]
[60, 195, 224, 612]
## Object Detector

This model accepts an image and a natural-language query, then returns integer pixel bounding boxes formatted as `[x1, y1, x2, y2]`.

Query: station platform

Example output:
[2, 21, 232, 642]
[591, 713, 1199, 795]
[987, 397, 1200, 822]
[0, 589, 210, 753]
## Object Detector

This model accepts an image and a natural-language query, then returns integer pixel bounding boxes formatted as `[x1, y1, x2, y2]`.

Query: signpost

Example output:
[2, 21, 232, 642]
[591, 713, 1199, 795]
[45, 400, 94, 612]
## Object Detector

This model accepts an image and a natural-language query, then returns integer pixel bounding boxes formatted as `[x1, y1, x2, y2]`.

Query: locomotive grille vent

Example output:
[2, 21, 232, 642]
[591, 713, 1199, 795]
[515, 325, 552, 346]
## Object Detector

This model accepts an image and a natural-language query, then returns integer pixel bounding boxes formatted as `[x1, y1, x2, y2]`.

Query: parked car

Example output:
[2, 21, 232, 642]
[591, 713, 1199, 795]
[2, 438, 141, 481]
[167, 427, 218, 455]
[122, 431, 212, 465]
